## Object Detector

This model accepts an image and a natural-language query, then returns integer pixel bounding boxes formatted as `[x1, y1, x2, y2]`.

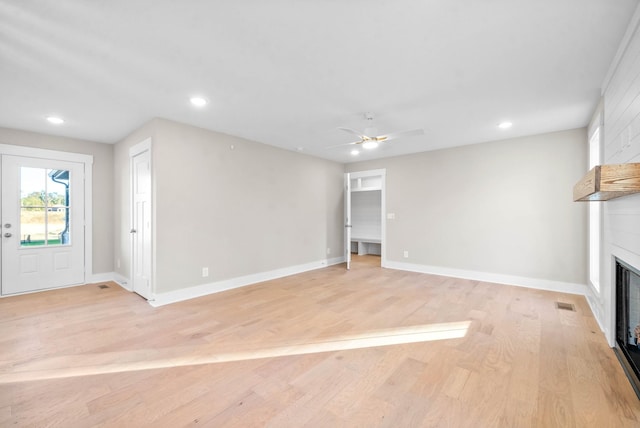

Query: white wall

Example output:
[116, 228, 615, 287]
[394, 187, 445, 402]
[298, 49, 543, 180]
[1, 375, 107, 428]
[114, 118, 344, 298]
[347, 128, 588, 292]
[591, 8, 640, 345]
[0, 126, 114, 276]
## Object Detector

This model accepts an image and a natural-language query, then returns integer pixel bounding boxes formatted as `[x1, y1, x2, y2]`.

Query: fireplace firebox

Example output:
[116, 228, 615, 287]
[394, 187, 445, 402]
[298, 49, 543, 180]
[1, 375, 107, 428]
[615, 258, 640, 399]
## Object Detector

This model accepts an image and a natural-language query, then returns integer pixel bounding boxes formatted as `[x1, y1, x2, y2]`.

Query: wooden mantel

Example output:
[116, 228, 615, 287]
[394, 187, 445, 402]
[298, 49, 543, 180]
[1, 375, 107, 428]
[573, 163, 640, 201]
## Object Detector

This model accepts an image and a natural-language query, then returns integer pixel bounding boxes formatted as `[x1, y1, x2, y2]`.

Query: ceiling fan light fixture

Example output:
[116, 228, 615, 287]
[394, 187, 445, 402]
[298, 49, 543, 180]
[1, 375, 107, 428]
[362, 141, 378, 149]
[46, 116, 64, 125]
[189, 96, 208, 107]
[351, 149, 360, 156]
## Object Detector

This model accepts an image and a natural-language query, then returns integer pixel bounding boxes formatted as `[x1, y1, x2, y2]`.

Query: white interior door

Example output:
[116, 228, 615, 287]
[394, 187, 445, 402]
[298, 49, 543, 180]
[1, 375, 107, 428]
[345, 173, 352, 270]
[131, 146, 152, 300]
[1, 155, 85, 294]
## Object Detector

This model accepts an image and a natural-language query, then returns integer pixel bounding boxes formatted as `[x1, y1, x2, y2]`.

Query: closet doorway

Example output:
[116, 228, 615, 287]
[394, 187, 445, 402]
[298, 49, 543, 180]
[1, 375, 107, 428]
[129, 139, 153, 300]
[344, 169, 386, 270]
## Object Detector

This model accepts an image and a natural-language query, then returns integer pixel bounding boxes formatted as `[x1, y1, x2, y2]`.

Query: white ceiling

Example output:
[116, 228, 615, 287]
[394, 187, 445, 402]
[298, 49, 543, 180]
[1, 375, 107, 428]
[0, 0, 637, 163]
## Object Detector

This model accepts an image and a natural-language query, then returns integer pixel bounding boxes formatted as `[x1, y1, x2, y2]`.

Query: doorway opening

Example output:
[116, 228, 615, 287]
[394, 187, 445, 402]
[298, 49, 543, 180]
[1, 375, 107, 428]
[345, 169, 385, 270]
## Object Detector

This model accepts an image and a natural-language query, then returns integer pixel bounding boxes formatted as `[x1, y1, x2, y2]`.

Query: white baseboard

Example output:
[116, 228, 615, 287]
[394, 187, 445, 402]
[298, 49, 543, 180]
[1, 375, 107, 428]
[384, 260, 588, 296]
[88, 272, 132, 291]
[90, 259, 589, 311]
[150, 256, 345, 307]
[112, 273, 132, 292]
[89, 272, 116, 284]
[585, 290, 611, 345]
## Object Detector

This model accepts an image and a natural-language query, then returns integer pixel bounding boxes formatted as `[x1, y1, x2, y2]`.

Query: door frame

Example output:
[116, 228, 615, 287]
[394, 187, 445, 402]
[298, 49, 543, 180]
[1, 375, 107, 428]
[345, 168, 387, 267]
[0, 143, 93, 294]
[344, 173, 352, 270]
[129, 138, 154, 300]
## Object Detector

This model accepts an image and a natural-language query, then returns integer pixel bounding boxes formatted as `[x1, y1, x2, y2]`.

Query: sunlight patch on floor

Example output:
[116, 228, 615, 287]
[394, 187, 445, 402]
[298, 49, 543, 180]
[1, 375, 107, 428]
[0, 321, 470, 384]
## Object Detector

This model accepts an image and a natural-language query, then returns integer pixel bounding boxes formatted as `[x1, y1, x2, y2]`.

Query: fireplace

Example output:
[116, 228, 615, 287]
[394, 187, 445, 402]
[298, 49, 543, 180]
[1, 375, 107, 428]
[615, 258, 640, 399]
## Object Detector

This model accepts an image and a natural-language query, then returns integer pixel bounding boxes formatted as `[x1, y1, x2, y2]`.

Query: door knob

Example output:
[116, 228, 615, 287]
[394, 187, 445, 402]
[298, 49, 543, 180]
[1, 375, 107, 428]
[4, 223, 10, 229]
[4, 233, 12, 238]
[130, 229, 137, 233]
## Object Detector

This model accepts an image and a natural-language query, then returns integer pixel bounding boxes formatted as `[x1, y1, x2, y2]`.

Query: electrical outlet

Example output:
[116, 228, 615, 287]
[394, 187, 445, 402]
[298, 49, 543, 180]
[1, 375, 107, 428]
[403, 250, 409, 258]
[202, 267, 209, 277]
[327, 247, 331, 255]
[116, 259, 121, 269]
[387, 213, 396, 220]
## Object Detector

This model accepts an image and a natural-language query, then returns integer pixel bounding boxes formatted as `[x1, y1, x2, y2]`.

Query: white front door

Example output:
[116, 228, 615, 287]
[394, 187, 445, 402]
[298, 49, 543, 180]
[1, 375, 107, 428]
[1, 155, 85, 294]
[131, 146, 152, 300]
[345, 173, 352, 270]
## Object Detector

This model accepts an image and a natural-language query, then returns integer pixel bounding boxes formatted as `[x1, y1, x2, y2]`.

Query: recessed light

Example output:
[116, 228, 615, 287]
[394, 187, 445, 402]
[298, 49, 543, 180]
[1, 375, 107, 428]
[46, 116, 64, 125]
[189, 96, 208, 107]
[351, 149, 360, 156]
[498, 121, 512, 129]
[362, 141, 378, 150]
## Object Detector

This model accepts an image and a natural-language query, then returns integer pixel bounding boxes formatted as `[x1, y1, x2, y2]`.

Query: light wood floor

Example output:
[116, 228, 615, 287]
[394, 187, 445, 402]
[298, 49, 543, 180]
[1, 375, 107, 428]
[1, 255, 639, 427]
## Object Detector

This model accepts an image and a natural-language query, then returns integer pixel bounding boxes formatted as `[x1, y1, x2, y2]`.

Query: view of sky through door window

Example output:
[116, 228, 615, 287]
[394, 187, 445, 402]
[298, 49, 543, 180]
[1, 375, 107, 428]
[20, 167, 70, 246]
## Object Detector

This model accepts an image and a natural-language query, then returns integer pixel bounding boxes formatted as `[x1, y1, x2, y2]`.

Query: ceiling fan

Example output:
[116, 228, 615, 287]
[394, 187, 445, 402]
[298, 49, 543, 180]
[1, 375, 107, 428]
[334, 112, 424, 149]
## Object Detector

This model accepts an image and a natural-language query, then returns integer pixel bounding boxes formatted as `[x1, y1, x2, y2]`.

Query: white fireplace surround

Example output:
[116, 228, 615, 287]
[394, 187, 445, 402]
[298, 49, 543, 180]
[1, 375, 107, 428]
[594, 245, 640, 347]
[585, 6, 640, 349]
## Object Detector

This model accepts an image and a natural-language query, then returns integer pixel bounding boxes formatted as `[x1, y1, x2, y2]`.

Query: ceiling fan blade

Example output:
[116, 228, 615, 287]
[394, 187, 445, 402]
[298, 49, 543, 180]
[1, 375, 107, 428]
[338, 127, 365, 138]
[324, 140, 362, 149]
[379, 128, 424, 142]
